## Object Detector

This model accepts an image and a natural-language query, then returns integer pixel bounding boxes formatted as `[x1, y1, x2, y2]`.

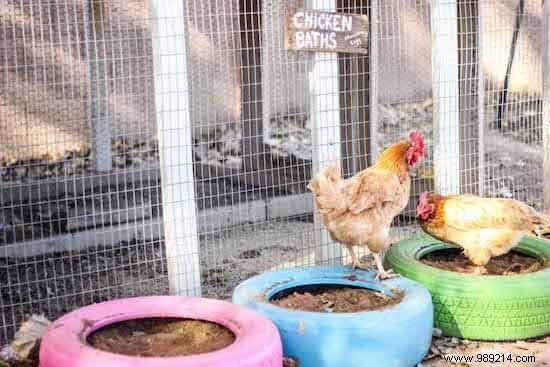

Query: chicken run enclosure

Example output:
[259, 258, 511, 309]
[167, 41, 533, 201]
[1, 0, 550, 343]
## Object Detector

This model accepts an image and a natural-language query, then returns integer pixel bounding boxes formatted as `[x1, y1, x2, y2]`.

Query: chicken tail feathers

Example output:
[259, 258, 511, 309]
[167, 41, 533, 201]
[307, 161, 346, 214]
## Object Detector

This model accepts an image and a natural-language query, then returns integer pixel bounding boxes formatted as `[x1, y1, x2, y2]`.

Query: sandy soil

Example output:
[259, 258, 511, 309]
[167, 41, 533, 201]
[270, 285, 404, 313]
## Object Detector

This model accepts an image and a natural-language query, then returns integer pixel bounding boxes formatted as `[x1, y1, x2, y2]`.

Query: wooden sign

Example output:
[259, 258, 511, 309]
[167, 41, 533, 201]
[284, 9, 369, 54]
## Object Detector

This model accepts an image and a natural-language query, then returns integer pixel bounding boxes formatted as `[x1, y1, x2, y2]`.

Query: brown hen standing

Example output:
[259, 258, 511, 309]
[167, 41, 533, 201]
[417, 192, 550, 274]
[307, 131, 425, 279]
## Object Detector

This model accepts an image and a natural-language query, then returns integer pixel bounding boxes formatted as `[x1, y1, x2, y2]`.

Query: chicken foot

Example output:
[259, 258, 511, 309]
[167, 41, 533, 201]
[347, 247, 398, 280]
[373, 253, 398, 280]
[473, 266, 488, 275]
[347, 247, 374, 271]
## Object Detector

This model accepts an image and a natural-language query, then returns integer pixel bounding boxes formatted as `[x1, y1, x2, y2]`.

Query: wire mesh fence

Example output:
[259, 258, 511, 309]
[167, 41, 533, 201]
[0, 0, 547, 344]
[0, 0, 165, 343]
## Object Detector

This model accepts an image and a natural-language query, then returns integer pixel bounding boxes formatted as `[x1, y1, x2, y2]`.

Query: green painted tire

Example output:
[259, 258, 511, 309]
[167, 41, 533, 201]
[385, 235, 550, 341]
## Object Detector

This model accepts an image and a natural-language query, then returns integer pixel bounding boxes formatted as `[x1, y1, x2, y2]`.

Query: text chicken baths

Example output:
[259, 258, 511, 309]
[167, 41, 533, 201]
[292, 11, 354, 49]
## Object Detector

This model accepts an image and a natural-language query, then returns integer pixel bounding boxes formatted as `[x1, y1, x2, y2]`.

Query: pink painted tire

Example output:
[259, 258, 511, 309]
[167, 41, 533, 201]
[39, 296, 282, 367]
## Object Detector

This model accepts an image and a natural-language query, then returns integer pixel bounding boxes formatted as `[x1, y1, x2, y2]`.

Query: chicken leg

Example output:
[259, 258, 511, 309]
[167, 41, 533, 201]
[473, 266, 488, 275]
[373, 253, 397, 280]
[348, 246, 359, 269]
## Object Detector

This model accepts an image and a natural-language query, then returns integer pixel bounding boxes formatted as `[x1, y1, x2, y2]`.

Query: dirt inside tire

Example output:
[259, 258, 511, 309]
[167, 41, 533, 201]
[87, 318, 235, 357]
[420, 248, 544, 275]
[4, 361, 39, 367]
[269, 284, 404, 313]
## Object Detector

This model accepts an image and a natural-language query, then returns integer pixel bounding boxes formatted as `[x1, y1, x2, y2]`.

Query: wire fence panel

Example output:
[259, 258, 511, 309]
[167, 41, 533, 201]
[482, 0, 544, 210]
[0, 0, 166, 344]
[0, 0, 546, 344]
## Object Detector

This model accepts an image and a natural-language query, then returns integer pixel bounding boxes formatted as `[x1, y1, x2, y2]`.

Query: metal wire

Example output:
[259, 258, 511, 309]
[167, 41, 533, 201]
[0, 0, 545, 344]
[0, 0, 164, 343]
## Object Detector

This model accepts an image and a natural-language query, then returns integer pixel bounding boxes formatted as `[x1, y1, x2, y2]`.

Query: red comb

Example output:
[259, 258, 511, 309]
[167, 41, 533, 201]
[417, 192, 435, 219]
[419, 192, 429, 203]
[409, 131, 424, 146]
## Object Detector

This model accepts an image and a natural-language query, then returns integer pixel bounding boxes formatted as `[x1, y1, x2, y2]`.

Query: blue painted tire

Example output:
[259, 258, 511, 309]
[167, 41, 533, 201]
[232, 265, 433, 367]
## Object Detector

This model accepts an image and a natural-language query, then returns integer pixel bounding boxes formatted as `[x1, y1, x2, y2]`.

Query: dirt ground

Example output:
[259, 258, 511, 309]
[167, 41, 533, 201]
[2, 219, 549, 366]
[421, 332, 549, 367]
[88, 318, 235, 357]
[270, 285, 404, 313]
[3, 221, 549, 367]
[6, 328, 547, 367]
[421, 248, 543, 275]
[3, 335, 549, 367]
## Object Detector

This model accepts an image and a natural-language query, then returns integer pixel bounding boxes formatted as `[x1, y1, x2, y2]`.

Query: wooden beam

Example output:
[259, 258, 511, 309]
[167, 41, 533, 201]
[0, 166, 159, 206]
[240, 0, 310, 193]
[0, 160, 308, 211]
[84, 0, 113, 172]
[149, 1, 201, 296]
[1, 193, 314, 258]
[240, 0, 264, 174]
[543, 0, 550, 211]
[337, 0, 371, 177]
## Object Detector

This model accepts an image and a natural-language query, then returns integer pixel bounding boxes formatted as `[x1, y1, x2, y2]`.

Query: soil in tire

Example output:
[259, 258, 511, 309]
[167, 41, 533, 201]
[4, 361, 39, 367]
[270, 284, 404, 313]
[87, 318, 235, 357]
[421, 248, 544, 275]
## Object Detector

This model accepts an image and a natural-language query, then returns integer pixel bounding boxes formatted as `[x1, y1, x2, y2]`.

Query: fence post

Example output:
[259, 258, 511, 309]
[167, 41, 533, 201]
[84, 0, 113, 172]
[431, 0, 460, 195]
[369, 0, 379, 162]
[543, 0, 550, 211]
[476, 1, 485, 196]
[309, 0, 343, 265]
[149, 1, 201, 295]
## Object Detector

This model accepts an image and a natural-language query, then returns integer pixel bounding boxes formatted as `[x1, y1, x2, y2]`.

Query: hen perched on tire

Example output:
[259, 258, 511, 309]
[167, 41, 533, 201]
[385, 235, 550, 341]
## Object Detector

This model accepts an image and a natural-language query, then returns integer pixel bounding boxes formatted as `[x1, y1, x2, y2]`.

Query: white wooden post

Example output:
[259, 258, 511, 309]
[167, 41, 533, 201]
[149, 1, 201, 295]
[309, 0, 343, 265]
[477, 1, 485, 196]
[431, 0, 460, 195]
[543, 0, 550, 211]
[369, 0, 379, 161]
